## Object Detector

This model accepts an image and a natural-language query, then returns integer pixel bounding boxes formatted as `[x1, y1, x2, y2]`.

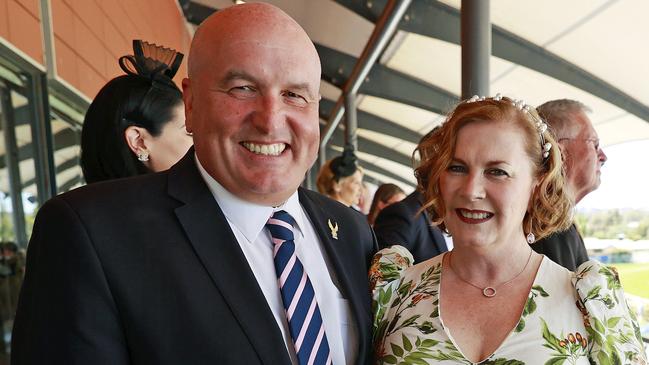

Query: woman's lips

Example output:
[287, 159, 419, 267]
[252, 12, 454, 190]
[456, 208, 494, 224]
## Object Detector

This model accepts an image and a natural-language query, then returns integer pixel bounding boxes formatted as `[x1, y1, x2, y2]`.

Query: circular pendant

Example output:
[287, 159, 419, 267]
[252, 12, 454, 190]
[482, 287, 497, 297]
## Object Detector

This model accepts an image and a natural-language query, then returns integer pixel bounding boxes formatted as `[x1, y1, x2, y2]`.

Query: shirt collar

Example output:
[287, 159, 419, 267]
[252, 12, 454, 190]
[195, 154, 305, 244]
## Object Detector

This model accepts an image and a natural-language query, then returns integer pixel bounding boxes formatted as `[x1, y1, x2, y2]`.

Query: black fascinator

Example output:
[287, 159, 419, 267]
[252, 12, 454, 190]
[118, 40, 184, 82]
[330, 144, 359, 179]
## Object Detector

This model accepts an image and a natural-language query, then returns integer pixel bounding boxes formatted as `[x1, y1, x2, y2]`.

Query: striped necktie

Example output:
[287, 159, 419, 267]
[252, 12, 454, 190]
[266, 210, 332, 365]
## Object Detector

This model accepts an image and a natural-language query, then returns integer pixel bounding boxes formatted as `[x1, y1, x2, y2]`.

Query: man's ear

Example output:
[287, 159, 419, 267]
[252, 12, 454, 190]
[124, 126, 149, 155]
[182, 77, 193, 133]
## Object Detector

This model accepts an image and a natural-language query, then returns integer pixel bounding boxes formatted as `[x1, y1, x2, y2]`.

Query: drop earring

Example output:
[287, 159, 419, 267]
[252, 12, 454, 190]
[526, 232, 536, 244]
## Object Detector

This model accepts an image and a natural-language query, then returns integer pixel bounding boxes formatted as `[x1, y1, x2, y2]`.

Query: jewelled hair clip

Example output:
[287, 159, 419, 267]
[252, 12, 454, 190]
[465, 93, 552, 161]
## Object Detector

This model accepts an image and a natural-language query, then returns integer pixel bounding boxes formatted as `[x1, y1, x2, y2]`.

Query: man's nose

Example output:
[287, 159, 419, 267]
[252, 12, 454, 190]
[598, 148, 607, 166]
[252, 95, 284, 133]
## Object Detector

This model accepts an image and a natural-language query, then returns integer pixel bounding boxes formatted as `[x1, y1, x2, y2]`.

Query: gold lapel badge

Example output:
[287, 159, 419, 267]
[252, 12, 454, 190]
[327, 219, 339, 240]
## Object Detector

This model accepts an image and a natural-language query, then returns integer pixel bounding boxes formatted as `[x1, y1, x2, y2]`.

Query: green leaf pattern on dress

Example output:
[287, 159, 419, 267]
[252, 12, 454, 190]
[371, 247, 647, 364]
[573, 264, 647, 364]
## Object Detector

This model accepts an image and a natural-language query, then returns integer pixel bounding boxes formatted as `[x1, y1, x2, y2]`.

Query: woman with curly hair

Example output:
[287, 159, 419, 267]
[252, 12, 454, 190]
[370, 95, 646, 364]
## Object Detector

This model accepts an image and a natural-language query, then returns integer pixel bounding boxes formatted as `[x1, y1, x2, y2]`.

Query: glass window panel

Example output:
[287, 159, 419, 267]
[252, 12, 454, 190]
[49, 98, 83, 193]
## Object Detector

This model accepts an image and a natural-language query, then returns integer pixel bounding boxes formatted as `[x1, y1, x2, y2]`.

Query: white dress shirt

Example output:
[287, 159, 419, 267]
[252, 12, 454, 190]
[196, 156, 358, 365]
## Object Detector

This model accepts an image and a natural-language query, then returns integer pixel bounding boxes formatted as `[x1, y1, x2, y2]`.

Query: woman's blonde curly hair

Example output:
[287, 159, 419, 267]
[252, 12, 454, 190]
[414, 96, 573, 241]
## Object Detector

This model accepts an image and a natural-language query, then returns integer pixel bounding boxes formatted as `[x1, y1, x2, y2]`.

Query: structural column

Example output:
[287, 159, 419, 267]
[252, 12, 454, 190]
[0, 84, 28, 247]
[461, 0, 490, 99]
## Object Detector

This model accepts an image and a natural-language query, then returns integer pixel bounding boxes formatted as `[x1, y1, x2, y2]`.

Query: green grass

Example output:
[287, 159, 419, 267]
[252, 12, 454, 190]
[607, 263, 649, 299]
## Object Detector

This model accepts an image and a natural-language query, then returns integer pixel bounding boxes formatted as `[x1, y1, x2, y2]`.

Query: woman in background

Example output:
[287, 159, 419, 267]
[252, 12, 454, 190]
[371, 94, 646, 364]
[316, 145, 364, 207]
[81, 40, 193, 183]
[367, 183, 406, 226]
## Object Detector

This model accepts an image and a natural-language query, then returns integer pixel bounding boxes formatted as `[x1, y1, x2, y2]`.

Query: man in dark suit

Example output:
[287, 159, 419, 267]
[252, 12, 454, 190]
[373, 190, 448, 263]
[531, 99, 607, 271]
[12, 4, 376, 365]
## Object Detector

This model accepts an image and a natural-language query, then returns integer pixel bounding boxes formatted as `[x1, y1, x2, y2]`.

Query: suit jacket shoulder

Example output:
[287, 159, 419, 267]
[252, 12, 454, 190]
[531, 224, 589, 272]
[373, 191, 447, 263]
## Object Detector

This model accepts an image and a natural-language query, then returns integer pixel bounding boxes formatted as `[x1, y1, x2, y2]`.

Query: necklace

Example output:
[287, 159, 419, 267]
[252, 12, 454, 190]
[446, 249, 533, 298]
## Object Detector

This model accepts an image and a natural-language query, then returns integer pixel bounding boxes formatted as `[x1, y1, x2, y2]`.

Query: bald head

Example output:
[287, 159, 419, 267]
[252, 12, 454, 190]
[188, 3, 320, 79]
[181, 3, 323, 206]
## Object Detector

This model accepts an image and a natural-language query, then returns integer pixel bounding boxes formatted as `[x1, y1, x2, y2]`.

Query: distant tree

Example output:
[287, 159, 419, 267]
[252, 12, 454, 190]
[576, 209, 649, 240]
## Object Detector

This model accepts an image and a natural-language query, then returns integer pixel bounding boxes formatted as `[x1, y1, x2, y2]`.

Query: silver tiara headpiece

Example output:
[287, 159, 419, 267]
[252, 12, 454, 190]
[465, 93, 552, 160]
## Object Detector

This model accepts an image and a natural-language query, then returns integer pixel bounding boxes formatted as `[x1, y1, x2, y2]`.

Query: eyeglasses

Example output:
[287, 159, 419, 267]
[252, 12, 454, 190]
[558, 137, 601, 152]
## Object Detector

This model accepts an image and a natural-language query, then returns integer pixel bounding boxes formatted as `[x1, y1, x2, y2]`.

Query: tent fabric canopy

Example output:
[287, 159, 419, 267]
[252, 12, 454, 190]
[182, 0, 649, 191]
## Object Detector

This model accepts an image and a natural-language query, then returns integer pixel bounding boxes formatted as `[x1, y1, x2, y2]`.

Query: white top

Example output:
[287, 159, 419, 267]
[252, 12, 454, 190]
[196, 156, 358, 365]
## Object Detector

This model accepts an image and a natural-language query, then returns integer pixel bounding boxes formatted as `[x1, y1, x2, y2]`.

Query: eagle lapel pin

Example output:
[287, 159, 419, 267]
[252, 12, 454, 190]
[327, 219, 339, 240]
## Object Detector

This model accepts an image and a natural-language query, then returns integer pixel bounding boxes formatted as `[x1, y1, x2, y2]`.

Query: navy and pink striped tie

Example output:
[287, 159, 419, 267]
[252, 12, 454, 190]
[266, 210, 332, 365]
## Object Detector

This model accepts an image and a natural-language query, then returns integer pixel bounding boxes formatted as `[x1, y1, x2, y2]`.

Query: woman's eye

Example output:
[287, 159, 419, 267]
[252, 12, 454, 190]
[488, 168, 509, 177]
[447, 164, 466, 173]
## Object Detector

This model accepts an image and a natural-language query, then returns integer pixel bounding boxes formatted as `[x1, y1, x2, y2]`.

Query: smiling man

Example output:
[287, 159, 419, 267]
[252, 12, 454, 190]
[12, 4, 376, 365]
[531, 99, 608, 271]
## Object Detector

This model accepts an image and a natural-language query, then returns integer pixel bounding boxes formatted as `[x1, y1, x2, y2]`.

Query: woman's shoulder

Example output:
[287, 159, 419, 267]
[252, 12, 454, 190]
[572, 259, 647, 364]
[369, 246, 444, 292]
[571, 259, 625, 308]
[369, 246, 413, 292]
[572, 259, 628, 316]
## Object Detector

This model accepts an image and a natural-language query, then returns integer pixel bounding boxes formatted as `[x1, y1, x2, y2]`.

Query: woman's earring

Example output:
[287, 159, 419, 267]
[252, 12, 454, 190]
[526, 232, 536, 244]
[137, 151, 149, 162]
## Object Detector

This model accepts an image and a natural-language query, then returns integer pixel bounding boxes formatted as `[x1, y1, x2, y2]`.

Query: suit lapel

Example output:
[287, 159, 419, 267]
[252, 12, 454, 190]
[298, 189, 369, 342]
[298, 189, 349, 291]
[168, 152, 291, 365]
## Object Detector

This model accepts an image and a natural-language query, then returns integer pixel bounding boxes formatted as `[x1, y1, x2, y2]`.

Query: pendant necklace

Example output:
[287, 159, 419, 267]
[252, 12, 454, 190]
[447, 249, 533, 298]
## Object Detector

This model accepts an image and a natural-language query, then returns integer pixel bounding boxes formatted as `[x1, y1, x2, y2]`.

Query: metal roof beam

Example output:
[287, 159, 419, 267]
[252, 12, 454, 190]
[336, 0, 649, 123]
[320, 98, 422, 144]
[318, 44, 457, 117]
[321, 122, 412, 167]
[320, 0, 412, 165]
[325, 146, 415, 188]
[58, 175, 82, 194]
[21, 156, 79, 191]
[0, 128, 77, 170]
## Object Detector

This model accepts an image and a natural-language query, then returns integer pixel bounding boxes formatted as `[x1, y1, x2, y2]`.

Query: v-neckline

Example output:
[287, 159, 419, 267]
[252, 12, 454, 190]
[437, 252, 548, 364]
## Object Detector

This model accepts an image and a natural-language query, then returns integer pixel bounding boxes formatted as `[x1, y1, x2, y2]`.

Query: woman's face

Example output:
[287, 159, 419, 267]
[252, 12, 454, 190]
[334, 170, 364, 207]
[439, 120, 537, 249]
[147, 104, 194, 172]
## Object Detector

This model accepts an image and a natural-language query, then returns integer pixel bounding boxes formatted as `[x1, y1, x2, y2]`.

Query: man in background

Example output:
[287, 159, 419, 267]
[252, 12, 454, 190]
[373, 127, 448, 263]
[373, 190, 448, 263]
[532, 99, 607, 271]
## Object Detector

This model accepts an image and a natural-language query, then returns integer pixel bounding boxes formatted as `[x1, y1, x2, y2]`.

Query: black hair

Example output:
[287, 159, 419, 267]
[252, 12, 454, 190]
[329, 144, 359, 180]
[80, 75, 183, 183]
[80, 40, 184, 183]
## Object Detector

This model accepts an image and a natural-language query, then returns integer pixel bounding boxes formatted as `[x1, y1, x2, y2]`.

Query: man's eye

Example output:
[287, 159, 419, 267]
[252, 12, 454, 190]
[228, 85, 256, 97]
[283, 91, 308, 107]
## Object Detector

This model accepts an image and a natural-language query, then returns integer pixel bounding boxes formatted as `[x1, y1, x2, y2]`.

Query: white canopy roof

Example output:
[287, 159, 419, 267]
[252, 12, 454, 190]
[187, 0, 649, 191]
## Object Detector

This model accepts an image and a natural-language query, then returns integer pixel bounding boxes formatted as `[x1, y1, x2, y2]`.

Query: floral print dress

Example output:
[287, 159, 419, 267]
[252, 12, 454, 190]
[370, 246, 647, 365]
